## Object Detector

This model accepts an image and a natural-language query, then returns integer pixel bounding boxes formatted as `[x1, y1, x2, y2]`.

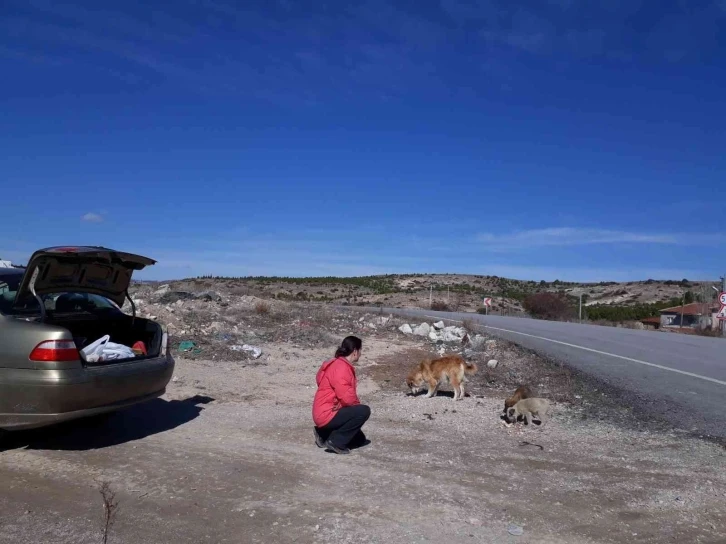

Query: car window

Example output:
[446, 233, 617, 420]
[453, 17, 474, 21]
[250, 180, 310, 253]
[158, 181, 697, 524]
[0, 270, 119, 315]
[48, 292, 118, 312]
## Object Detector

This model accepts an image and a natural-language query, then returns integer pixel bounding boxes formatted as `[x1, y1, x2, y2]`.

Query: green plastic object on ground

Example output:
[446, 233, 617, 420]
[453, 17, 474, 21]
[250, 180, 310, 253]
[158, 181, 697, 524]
[178, 340, 199, 353]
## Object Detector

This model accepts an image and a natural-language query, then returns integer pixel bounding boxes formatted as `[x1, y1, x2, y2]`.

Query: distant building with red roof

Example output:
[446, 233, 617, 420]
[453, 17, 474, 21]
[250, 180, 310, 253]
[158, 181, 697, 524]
[659, 302, 719, 329]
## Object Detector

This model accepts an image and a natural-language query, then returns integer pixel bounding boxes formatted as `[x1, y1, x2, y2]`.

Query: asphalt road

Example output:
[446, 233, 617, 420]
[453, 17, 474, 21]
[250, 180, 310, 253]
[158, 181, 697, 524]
[364, 307, 726, 440]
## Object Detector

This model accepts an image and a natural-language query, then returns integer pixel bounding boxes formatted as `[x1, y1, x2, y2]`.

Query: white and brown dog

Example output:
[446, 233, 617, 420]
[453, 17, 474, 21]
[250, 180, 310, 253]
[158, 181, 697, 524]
[506, 398, 551, 427]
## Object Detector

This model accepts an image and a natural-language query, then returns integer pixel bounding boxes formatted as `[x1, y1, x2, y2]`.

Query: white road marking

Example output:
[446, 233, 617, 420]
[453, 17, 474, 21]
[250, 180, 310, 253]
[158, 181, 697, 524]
[418, 313, 726, 387]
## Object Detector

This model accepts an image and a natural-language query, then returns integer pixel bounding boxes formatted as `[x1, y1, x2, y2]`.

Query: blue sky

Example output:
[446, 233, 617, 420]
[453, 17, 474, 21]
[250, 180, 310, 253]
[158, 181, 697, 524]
[1, 0, 725, 282]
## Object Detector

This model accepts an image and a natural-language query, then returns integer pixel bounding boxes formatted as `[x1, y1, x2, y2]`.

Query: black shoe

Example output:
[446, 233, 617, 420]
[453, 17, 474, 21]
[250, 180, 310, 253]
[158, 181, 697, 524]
[349, 432, 371, 449]
[313, 428, 325, 448]
[324, 439, 350, 455]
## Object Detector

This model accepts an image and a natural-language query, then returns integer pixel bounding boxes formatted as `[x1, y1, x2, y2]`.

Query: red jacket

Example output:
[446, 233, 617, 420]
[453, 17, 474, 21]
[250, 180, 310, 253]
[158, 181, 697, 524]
[312, 356, 360, 427]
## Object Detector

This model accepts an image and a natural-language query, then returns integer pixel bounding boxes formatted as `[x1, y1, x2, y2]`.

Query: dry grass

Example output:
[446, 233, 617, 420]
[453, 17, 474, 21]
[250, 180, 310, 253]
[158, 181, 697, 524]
[229, 286, 251, 297]
[692, 327, 724, 337]
[462, 318, 480, 333]
[254, 301, 271, 315]
[620, 320, 645, 330]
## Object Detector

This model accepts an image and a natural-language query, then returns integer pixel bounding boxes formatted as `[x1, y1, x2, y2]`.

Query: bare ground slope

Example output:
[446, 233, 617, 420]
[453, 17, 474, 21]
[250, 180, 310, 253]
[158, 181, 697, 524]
[0, 307, 724, 544]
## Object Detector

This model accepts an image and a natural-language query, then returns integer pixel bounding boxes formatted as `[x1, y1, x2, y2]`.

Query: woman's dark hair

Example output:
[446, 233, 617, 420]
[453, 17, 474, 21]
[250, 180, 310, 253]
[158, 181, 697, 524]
[335, 336, 362, 358]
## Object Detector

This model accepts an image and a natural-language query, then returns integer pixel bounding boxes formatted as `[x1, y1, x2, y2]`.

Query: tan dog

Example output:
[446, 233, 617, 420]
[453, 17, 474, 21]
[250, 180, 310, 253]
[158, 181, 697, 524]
[507, 398, 551, 427]
[406, 355, 478, 401]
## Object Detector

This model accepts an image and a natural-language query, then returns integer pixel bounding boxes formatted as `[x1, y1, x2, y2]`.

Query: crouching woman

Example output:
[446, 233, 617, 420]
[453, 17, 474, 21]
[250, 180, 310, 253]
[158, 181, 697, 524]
[312, 336, 371, 454]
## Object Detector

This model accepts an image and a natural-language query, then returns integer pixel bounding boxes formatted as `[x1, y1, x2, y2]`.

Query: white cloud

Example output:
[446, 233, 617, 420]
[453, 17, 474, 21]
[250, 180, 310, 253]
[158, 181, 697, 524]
[475, 227, 718, 249]
[81, 212, 104, 223]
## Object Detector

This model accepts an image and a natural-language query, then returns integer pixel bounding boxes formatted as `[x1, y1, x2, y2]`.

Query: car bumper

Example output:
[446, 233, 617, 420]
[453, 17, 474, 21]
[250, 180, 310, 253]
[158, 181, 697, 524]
[0, 354, 175, 430]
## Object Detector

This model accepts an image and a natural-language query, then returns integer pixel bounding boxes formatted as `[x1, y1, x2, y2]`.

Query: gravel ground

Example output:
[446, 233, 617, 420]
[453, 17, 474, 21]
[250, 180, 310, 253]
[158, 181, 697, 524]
[0, 309, 724, 544]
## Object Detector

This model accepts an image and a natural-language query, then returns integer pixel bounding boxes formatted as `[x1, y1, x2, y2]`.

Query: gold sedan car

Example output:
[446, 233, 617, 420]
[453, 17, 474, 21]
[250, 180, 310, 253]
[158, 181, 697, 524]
[0, 246, 174, 434]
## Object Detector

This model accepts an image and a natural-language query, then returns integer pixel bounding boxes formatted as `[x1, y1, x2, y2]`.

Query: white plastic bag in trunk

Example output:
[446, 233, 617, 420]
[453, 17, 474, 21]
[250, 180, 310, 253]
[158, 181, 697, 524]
[80, 335, 110, 362]
[80, 335, 136, 362]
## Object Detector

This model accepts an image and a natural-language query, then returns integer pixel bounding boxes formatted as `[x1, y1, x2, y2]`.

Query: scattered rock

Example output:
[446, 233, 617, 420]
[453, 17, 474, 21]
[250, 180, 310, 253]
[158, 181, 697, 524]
[230, 344, 263, 359]
[507, 524, 524, 536]
[469, 335, 487, 349]
[196, 290, 222, 303]
[155, 284, 170, 294]
[413, 323, 431, 337]
[398, 324, 413, 335]
[443, 331, 461, 342]
[433, 321, 445, 330]
[159, 291, 196, 304]
[206, 321, 227, 334]
[487, 359, 499, 369]
[443, 326, 467, 339]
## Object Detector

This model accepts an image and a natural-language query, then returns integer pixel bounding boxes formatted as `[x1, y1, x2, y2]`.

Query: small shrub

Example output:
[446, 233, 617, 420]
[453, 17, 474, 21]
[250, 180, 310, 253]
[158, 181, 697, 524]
[694, 327, 721, 337]
[430, 300, 450, 311]
[523, 292, 575, 321]
[462, 318, 480, 333]
[254, 301, 271, 315]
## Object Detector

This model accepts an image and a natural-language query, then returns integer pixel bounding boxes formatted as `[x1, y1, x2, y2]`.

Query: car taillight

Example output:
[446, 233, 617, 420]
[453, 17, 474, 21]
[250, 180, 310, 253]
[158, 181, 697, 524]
[29, 340, 80, 362]
[161, 332, 168, 356]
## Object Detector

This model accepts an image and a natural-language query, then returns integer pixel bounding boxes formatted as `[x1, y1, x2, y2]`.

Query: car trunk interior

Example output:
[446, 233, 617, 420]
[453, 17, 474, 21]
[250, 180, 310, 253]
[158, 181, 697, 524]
[46, 314, 163, 363]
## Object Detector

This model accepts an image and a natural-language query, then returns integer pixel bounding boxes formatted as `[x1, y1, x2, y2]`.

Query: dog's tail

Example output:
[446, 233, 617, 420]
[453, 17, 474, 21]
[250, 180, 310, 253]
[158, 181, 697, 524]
[464, 361, 478, 375]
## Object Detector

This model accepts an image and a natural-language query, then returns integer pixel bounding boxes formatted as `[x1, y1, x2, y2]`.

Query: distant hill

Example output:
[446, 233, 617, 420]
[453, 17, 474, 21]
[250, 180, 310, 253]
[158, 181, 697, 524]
[178, 273, 717, 315]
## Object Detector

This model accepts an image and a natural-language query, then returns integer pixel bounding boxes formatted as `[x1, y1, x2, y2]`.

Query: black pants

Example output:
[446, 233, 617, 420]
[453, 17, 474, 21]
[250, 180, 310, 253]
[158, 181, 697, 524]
[316, 405, 371, 449]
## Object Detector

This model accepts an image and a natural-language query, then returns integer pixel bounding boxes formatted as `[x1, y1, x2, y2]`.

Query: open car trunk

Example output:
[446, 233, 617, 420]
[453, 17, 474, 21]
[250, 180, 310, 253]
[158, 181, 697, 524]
[7, 246, 163, 363]
[45, 313, 164, 364]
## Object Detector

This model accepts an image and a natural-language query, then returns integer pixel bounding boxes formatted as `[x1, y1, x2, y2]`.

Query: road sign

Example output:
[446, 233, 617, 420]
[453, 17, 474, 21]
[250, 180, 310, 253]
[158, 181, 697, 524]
[717, 306, 726, 320]
[720, 292, 726, 306]
[483, 297, 492, 308]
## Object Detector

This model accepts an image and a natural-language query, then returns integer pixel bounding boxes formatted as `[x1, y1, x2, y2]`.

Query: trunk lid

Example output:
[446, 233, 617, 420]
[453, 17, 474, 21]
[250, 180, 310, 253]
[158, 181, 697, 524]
[13, 246, 156, 308]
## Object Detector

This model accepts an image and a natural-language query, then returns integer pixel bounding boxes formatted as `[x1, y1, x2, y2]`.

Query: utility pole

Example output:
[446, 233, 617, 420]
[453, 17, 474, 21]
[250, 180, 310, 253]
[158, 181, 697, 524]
[429, 285, 432, 309]
[722, 274, 726, 337]
[679, 293, 685, 329]
[579, 293, 583, 324]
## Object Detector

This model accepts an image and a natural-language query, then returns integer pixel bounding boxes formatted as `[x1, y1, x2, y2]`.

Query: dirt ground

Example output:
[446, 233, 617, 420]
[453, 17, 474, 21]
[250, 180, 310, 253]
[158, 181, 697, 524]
[1, 309, 725, 544]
